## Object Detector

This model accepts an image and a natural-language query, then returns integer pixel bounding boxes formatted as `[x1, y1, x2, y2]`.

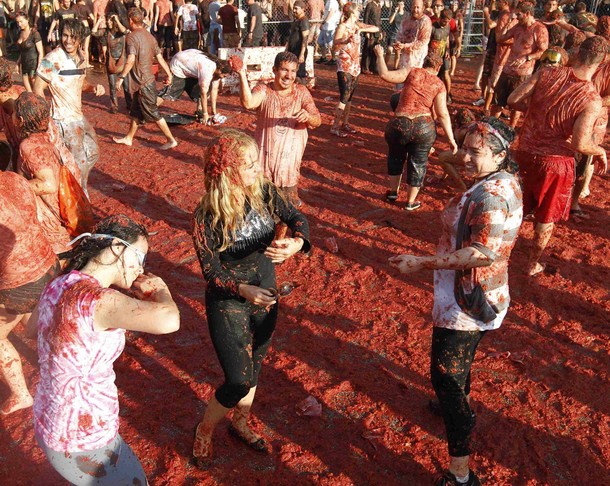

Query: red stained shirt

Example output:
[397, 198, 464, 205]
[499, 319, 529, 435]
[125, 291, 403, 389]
[0, 172, 56, 290]
[395, 68, 445, 116]
[518, 67, 600, 157]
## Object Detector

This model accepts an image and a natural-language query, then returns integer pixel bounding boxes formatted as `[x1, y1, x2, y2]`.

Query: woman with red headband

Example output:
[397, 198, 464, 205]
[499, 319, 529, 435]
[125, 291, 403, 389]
[191, 129, 310, 465]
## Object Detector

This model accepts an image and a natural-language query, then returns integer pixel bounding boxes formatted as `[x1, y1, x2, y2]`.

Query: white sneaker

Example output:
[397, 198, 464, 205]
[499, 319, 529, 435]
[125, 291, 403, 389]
[472, 98, 485, 107]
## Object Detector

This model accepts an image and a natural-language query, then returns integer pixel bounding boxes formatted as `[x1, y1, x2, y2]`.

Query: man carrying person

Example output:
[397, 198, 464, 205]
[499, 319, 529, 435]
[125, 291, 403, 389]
[492, 1, 548, 128]
[34, 18, 105, 195]
[508, 35, 608, 276]
[287, 0, 310, 83]
[113, 8, 177, 150]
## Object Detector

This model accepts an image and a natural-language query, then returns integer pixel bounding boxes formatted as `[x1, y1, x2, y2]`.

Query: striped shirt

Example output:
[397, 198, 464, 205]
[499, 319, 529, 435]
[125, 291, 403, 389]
[433, 171, 523, 331]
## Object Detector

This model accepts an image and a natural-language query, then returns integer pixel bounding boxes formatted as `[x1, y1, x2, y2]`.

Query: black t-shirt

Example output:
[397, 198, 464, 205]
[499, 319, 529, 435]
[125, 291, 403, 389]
[248, 2, 263, 38]
[55, 8, 77, 22]
[287, 18, 309, 55]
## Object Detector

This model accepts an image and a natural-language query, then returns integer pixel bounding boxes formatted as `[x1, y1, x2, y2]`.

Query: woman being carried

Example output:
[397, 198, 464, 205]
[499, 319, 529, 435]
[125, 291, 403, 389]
[192, 129, 310, 465]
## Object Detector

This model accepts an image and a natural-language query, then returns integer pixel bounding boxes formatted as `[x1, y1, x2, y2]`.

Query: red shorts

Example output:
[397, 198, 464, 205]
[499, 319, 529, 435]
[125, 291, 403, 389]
[515, 151, 574, 224]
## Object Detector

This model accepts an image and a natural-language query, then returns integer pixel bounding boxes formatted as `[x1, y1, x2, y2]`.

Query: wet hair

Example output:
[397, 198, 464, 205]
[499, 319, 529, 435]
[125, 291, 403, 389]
[575, 1, 586, 12]
[61, 18, 87, 45]
[195, 129, 274, 252]
[597, 15, 610, 41]
[14, 92, 50, 139]
[342, 2, 358, 21]
[423, 51, 443, 71]
[60, 215, 148, 273]
[273, 51, 299, 69]
[440, 8, 453, 20]
[453, 107, 476, 128]
[518, 2, 535, 15]
[576, 35, 609, 65]
[14, 10, 30, 24]
[0, 58, 12, 91]
[564, 30, 586, 50]
[464, 117, 518, 173]
[128, 6, 145, 24]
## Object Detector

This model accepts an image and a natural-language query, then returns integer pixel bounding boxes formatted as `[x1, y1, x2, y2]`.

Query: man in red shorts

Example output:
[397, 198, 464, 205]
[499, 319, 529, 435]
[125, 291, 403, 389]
[508, 36, 608, 276]
[493, 1, 548, 127]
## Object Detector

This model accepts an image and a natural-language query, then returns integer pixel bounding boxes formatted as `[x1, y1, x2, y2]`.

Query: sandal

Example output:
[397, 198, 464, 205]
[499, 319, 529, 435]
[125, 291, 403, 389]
[404, 201, 422, 211]
[227, 424, 269, 453]
[435, 469, 481, 486]
[330, 127, 348, 138]
[342, 124, 357, 134]
[385, 190, 398, 202]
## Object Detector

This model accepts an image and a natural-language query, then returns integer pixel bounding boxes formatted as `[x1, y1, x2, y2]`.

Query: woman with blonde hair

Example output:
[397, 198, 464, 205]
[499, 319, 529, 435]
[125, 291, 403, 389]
[192, 129, 310, 465]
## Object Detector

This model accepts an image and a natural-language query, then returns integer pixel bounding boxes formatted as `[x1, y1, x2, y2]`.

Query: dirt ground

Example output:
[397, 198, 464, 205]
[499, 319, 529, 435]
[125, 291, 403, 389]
[1, 54, 609, 486]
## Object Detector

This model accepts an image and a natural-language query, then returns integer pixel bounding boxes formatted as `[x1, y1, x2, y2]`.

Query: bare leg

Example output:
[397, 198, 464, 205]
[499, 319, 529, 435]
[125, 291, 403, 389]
[0, 306, 33, 415]
[113, 119, 139, 146]
[438, 161, 467, 191]
[389, 174, 402, 193]
[22, 75, 33, 92]
[571, 155, 593, 215]
[193, 395, 231, 459]
[509, 110, 521, 129]
[448, 455, 470, 478]
[231, 386, 262, 442]
[405, 185, 421, 205]
[341, 102, 351, 126]
[528, 222, 554, 276]
[154, 118, 178, 150]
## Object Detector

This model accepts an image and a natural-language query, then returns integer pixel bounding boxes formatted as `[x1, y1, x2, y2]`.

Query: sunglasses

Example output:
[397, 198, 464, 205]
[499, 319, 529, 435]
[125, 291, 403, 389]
[112, 236, 147, 268]
[268, 282, 298, 299]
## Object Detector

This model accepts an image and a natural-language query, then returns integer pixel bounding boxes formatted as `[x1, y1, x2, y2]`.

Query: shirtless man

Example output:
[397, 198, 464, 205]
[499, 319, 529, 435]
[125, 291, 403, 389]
[508, 36, 608, 276]
[493, 1, 548, 127]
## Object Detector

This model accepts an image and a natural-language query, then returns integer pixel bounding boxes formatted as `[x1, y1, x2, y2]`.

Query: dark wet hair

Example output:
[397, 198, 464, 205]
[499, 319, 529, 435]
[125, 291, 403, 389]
[273, 51, 299, 69]
[577, 35, 609, 65]
[465, 116, 518, 173]
[0, 58, 12, 91]
[61, 18, 87, 45]
[575, 1, 586, 12]
[518, 2, 535, 15]
[564, 30, 586, 50]
[199, 51, 232, 75]
[15, 92, 50, 139]
[441, 8, 453, 20]
[423, 51, 443, 71]
[14, 10, 30, 24]
[453, 107, 476, 128]
[128, 6, 145, 24]
[60, 215, 148, 273]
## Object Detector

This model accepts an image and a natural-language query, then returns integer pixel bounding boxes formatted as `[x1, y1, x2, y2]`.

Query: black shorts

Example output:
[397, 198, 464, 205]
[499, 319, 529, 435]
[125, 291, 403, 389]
[483, 48, 495, 78]
[157, 25, 174, 48]
[494, 72, 528, 108]
[337, 71, 359, 104]
[130, 81, 162, 123]
[158, 76, 201, 101]
[0, 262, 59, 315]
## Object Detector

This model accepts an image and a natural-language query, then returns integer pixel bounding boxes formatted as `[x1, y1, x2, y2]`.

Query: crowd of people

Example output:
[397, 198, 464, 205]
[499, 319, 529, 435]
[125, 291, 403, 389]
[0, 0, 608, 484]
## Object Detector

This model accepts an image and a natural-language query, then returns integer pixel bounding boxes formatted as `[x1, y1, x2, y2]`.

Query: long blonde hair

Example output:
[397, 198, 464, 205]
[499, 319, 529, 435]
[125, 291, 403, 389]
[194, 129, 272, 252]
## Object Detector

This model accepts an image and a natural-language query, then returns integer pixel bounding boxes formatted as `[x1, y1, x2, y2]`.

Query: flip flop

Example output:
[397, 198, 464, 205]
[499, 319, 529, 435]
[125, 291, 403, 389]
[227, 424, 269, 453]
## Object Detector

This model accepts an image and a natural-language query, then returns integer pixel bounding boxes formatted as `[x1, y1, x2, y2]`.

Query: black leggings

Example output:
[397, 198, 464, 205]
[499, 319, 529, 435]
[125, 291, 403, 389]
[337, 71, 359, 104]
[430, 326, 486, 457]
[385, 115, 436, 187]
[205, 256, 277, 409]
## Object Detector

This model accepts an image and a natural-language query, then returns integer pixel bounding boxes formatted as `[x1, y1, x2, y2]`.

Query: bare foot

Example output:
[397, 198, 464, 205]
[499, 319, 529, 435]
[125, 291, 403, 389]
[579, 189, 590, 199]
[527, 262, 546, 277]
[193, 422, 213, 460]
[113, 137, 133, 146]
[160, 139, 178, 150]
[1, 394, 33, 415]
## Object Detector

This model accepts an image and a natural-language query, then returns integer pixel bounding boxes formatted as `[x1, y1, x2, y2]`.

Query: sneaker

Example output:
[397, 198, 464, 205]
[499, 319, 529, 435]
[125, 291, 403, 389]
[404, 201, 421, 211]
[385, 190, 398, 202]
[472, 98, 485, 107]
[330, 127, 348, 138]
[434, 469, 481, 486]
